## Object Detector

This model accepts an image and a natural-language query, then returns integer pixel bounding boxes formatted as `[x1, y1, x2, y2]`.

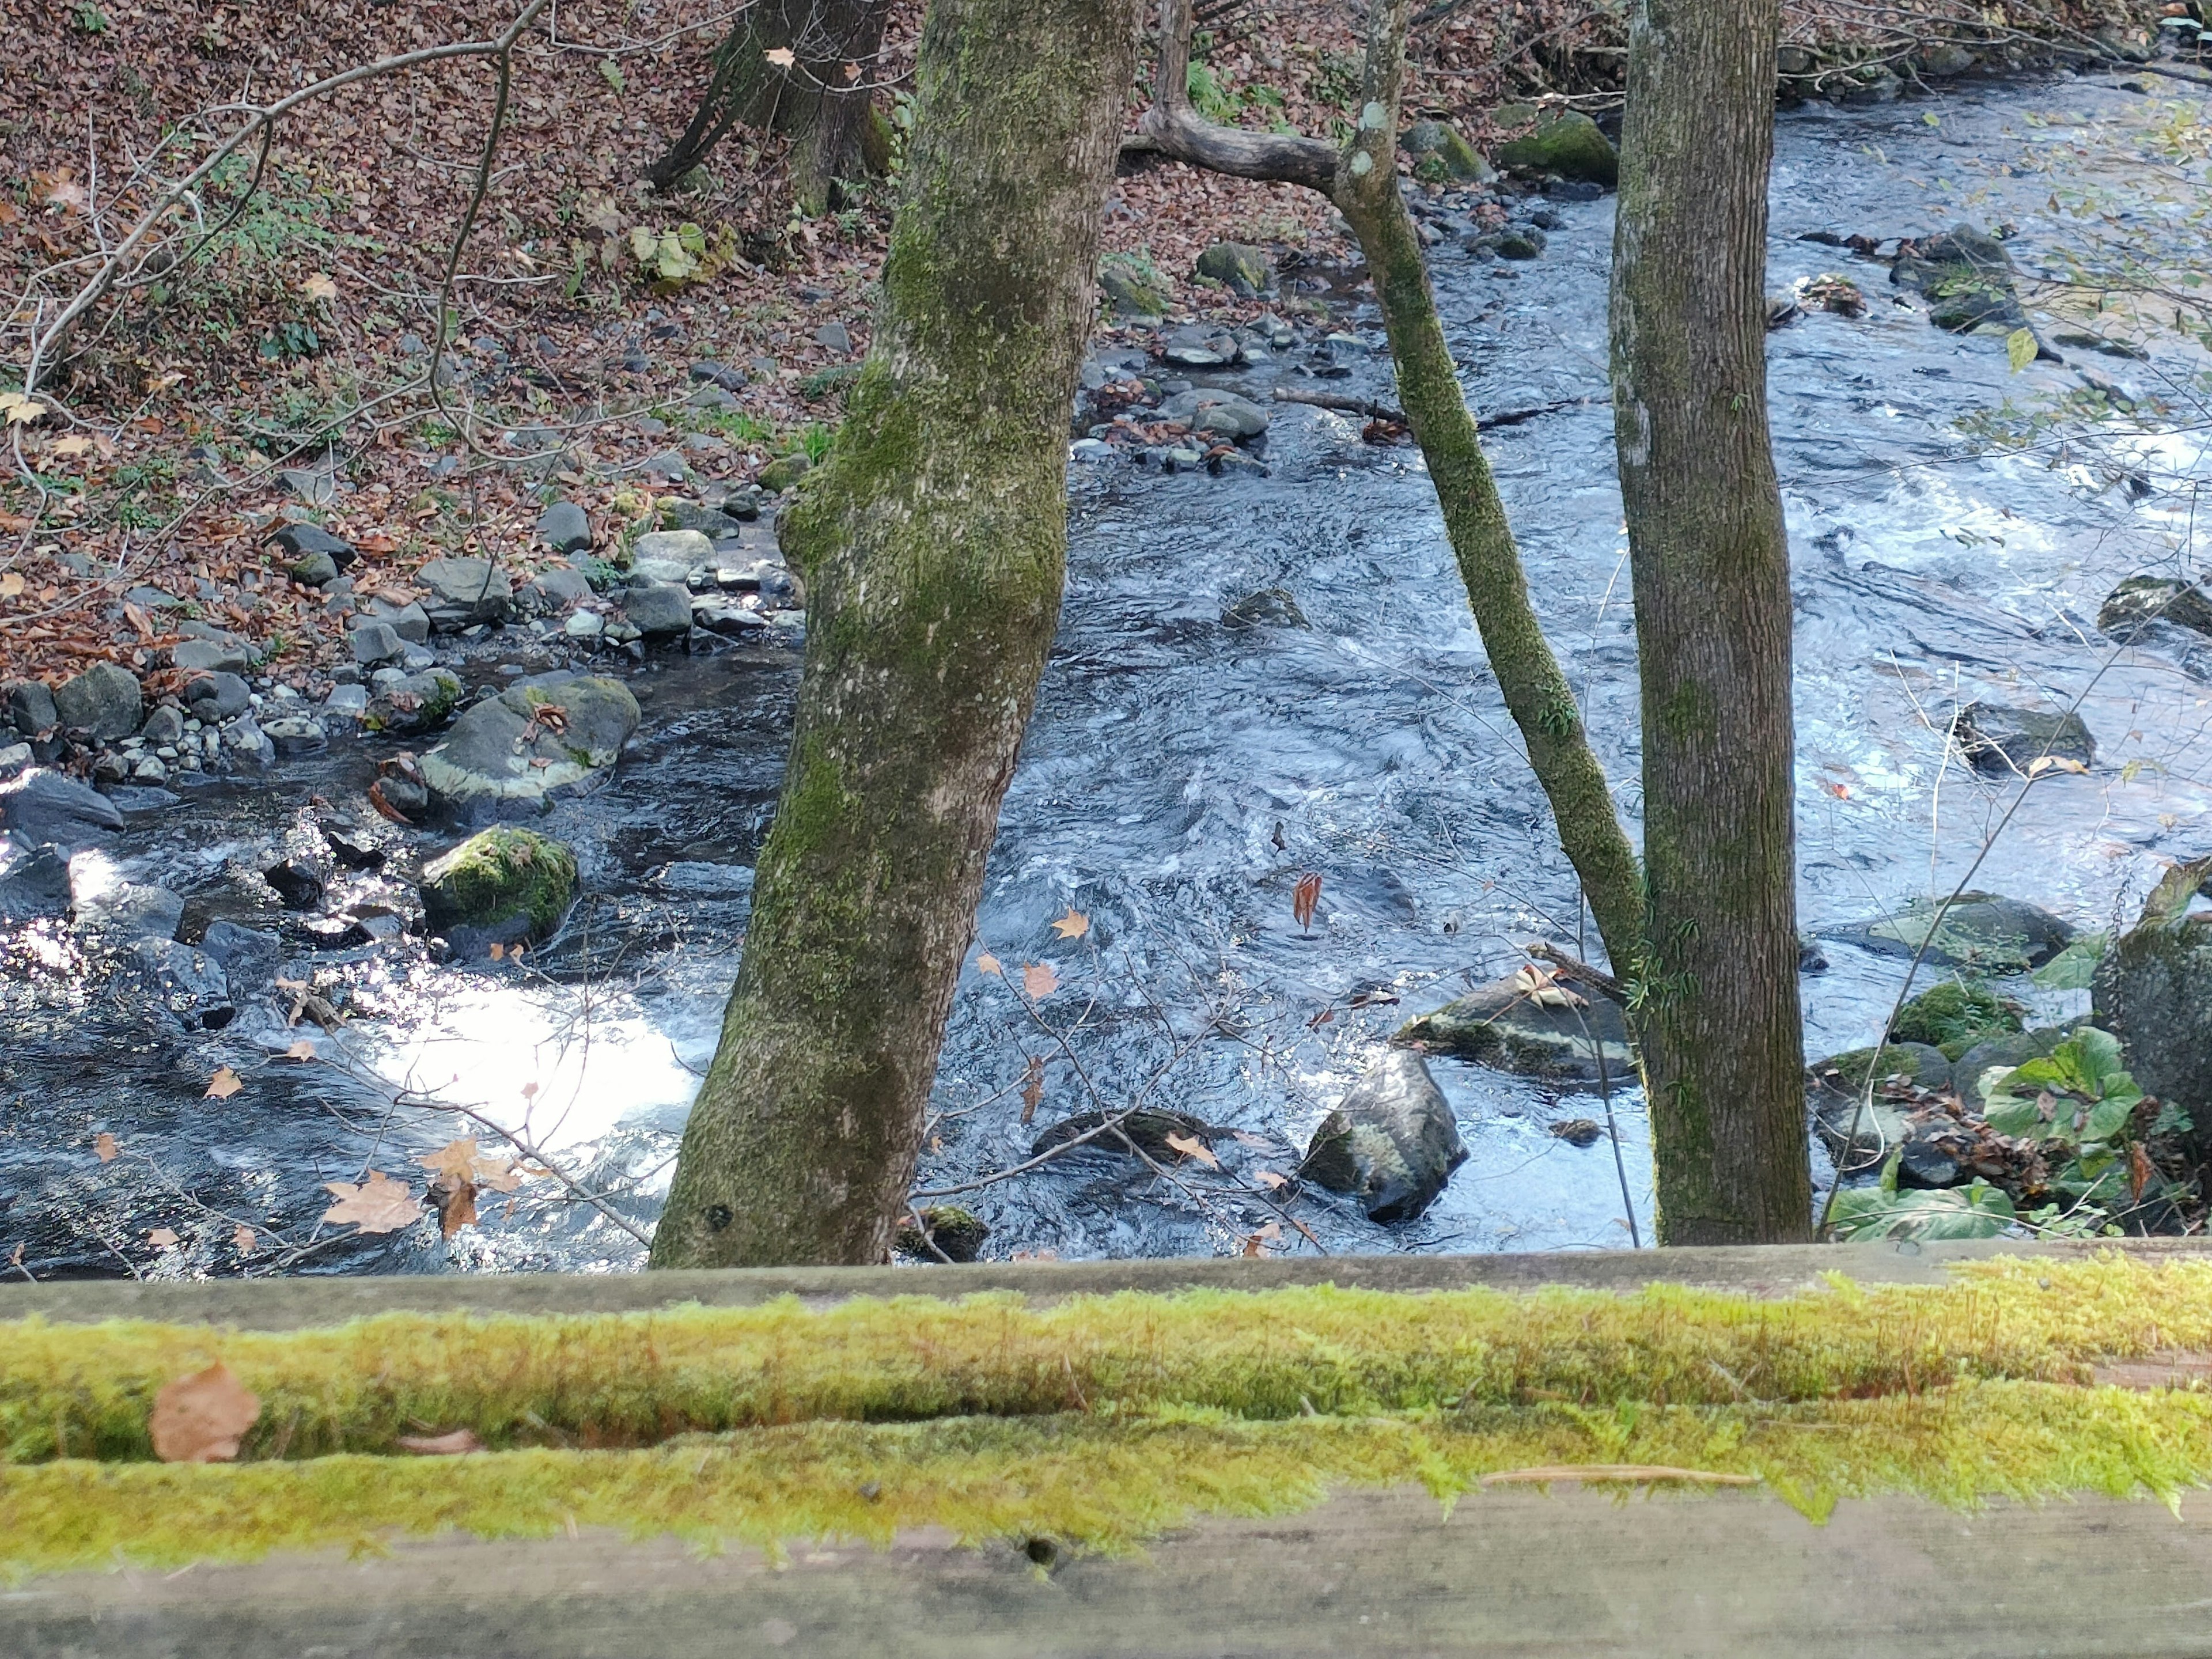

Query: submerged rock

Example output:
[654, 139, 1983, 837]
[1832, 893, 2073, 972]
[1297, 1050, 1467, 1223]
[1950, 701, 2096, 775]
[419, 674, 640, 814]
[2098, 574, 2212, 641]
[363, 669, 463, 735]
[1891, 226, 2042, 343]
[1396, 972, 1633, 1082]
[0, 844, 71, 921]
[1220, 589, 1309, 631]
[1493, 111, 1617, 187]
[420, 825, 579, 948]
[1029, 1108, 1215, 1162]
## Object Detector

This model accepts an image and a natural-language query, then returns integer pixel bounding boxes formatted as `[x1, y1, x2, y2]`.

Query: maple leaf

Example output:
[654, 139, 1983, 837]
[430, 1176, 479, 1239]
[285, 1040, 317, 1061]
[1021, 961, 1059, 1000]
[204, 1066, 244, 1100]
[976, 952, 1002, 976]
[1163, 1131, 1218, 1169]
[321, 1169, 423, 1234]
[147, 1226, 180, 1248]
[1292, 872, 1322, 933]
[1253, 1169, 1290, 1190]
[418, 1138, 482, 1181]
[232, 1225, 258, 1255]
[94, 1131, 118, 1162]
[1511, 963, 1588, 1010]
[0, 573, 23, 599]
[1050, 907, 1089, 940]
[0, 391, 43, 427]
[2027, 755, 2088, 779]
[301, 272, 338, 302]
[764, 46, 797, 67]
[50, 434, 92, 459]
[397, 1428, 486, 1455]
[1241, 1221, 1281, 1257]
[150, 1363, 262, 1463]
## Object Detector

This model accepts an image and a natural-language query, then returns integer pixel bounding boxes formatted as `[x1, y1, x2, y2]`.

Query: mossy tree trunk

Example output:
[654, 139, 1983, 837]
[650, 0, 1143, 1268]
[649, 0, 892, 213]
[1610, 0, 1810, 1241]
[1142, 0, 1643, 969]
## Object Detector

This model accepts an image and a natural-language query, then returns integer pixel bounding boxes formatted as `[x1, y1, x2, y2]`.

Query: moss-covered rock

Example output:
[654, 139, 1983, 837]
[1400, 120, 1493, 184]
[419, 826, 578, 947]
[1099, 256, 1171, 319]
[893, 1206, 990, 1262]
[1194, 241, 1273, 294]
[1493, 111, 1617, 187]
[1297, 1051, 1465, 1223]
[756, 453, 812, 494]
[1397, 974, 1631, 1082]
[1836, 893, 2074, 973]
[1889, 980, 2024, 1057]
[420, 674, 641, 815]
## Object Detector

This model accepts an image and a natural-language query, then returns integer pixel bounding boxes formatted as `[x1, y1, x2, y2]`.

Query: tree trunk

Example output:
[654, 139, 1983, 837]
[648, 0, 892, 213]
[1609, 0, 1811, 1241]
[649, 0, 1143, 1268]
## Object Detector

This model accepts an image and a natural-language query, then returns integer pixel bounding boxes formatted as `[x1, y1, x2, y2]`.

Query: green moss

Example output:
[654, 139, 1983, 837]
[1891, 979, 2023, 1056]
[418, 827, 579, 944]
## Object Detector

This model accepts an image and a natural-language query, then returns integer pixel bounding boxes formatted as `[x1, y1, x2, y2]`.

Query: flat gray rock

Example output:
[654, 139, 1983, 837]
[1396, 972, 1633, 1081]
[421, 675, 640, 813]
[418, 558, 514, 630]
[1, 768, 124, 853]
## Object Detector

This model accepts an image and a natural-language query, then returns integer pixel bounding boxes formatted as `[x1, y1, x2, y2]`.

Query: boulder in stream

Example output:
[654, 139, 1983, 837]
[1888, 979, 2023, 1057]
[363, 669, 463, 736]
[1029, 1108, 1217, 1163]
[1, 768, 123, 853]
[1806, 1042, 1950, 1167]
[53, 663, 142, 741]
[1400, 120, 1493, 183]
[1297, 1050, 1467, 1223]
[1950, 701, 2096, 775]
[2097, 574, 2212, 642]
[1890, 226, 2046, 346]
[421, 825, 579, 949]
[1831, 893, 2073, 972]
[1194, 241, 1274, 295]
[418, 558, 514, 630]
[1493, 111, 1617, 187]
[1396, 971, 1632, 1082]
[419, 673, 639, 815]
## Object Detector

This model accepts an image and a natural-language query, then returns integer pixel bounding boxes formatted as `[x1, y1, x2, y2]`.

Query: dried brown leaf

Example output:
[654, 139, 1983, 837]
[204, 1066, 244, 1100]
[1163, 1131, 1218, 1169]
[147, 1226, 180, 1248]
[397, 1429, 486, 1455]
[1021, 961, 1059, 1000]
[94, 1131, 118, 1162]
[1020, 1055, 1046, 1125]
[150, 1363, 262, 1463]
[1291, 872, 1322, 933]
[1050, 907, 1089, 940]
[321, 1169, 423, 1234]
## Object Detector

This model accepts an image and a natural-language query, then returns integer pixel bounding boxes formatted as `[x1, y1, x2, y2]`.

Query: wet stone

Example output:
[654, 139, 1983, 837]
[1, 768, 124, 853]
[1396, 974, 1633, 1082]
[1221, 589, 1308, 631]
[1950, 701, 2096, 775]
[2099, 574, 2212, 641]
[1297, 1051, 1467, 1223]
[1833, 893, 2074, 972]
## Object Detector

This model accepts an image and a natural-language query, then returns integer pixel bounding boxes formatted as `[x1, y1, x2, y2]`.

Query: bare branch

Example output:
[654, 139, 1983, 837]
[1137, 0, 1338, 191]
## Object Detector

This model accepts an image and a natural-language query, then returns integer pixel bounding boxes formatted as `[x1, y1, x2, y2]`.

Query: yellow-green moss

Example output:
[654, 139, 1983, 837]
[7, 1256, 2212, 1576]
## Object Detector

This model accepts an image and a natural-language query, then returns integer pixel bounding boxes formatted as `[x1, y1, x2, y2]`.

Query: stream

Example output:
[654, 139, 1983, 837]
[5, 73, 2210, 1277]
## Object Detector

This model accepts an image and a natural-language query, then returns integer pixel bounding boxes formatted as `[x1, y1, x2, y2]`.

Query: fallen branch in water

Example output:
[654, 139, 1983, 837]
[1271, 387, 1589, 430]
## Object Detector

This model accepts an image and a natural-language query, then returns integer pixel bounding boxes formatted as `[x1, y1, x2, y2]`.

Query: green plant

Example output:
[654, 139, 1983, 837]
[71, 3, 108, 34]
[1888, 979, 2021, 1055]
[1829, 1177, 2016, 1241]
[1979, 1028, 2189, 1210]
[800, 365, 859, 401]
[800, 421, 836, 464]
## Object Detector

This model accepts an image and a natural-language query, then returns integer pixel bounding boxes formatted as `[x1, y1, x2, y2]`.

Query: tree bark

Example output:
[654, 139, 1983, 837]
[648, 0, 892, 213]
[1609, 0, 1811, 1241]
[649, 0, 1143, 1269]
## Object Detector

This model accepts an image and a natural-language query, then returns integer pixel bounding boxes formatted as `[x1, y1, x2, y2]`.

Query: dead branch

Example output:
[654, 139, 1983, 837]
[1138, 0, 1338, 191]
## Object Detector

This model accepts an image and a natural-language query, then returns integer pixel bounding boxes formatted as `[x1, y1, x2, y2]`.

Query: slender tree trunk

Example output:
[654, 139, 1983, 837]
[1610, 0, 1811, 1241]
[649, 0, 892, 213]
[649, 0, 1143, 1268]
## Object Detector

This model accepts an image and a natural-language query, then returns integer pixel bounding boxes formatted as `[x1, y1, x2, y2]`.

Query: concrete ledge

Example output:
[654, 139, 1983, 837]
[6, 1237, 2211, 1330]
[9, 1485, 2212, 1659]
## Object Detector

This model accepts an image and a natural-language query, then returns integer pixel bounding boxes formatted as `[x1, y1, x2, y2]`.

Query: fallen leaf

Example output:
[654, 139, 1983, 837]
[94, 1131, 118, 1162]
[1163, 1131, 1218, 1169]
[147, 1226, 180, 1248]
[204, 1066, 244, 1100]
[2027, 755, 2089, 779]
[49, 434, 92, 458]
[429, 1176, 479, 1238]
[764, 46, 796, 67]
[1253, 1169, 1289, 1190]
[0, 573, 22, 599]
[301, 272, 338, 302]
[0, 391, 43, 426]
[284, 1040, 317, 1061]
[976, 951, 1002, 976]
[150, 1363, 262, 1463]
[1479, 1465, 1758, 1487]
[1241, 1221, 1282, 1257]
[321, 1169, 423, 1234]
[397, 1428, 486, 1455]
[489, 941, 505, 960]
[1021, 961, 1059, 999]
[1050, 907, 1089, 940]
[232, 1225, 257, 1255]
[418, 1138, 481, 1182]
[1822, 780, 1850, 800]
[1511, 963, 1588, 1010]
[1020, 1055, 1046, 1124]
[1292, 872, 1322, 933]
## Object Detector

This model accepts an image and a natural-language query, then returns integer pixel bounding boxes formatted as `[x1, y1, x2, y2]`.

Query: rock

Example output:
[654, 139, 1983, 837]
[1889, 979, 2022, 1057]
[1494, 111, 1618, 187]
[221, 713, 275, 768]
[1297, 1051, 1467, 1223]
[417, 557, 514, 630]
[0, 743, 29, 780]
[123, 938, 237, 1031]
[270, 522, 356, 570]
[370, 598, 432, 645]
[54, 663, 142, 741]
[1160, 388, 1270, 440]
[688, 360, 747, 392]
[631, 529, 714, 570]
[172, 638, 251, 675]
[523, 567, 594, 611]
[1495, 229, 1547, 261]
[659, 499, 747, 537]
[1100, 260, 1172, 319]
[1029, 1108, 1217, 1162]
[687, 383, 737, 411]
[1400, 120, 1494, 183]
[8, 680, 58, 736]
[1220, 589, 1309, 630]
[813, 320, 853, 354]
[2098, 574, 2212, 640]
[420, 825, 579, 948]
[198, 920, 283, 999]
[622, 581, 695, 639]
[1835, 893, 2074, 972]
[1069, 438, 1117, 465]
[140, 705, 185, 747]
[1195, 241, 1274, 295]
[420, 674, 640, 813]
[756, 453, 811, 493]
[2094, 865, 2212, 1159]
[73, 876, 185, 944]
[1839, 66, 1902, 105]
[1806, 1043, 1949, 1166]
[564, 611, 605, 642]
[639, 450, 691, 481]
[1950, 701, 2096, 775]
[537, 501, 593, 556]
[0, 844, 71, 920]
[1, 768, 125, 853]
[184, 672, 251, 724]
[692, 599, 768, 638]
[1891, 226, 2038, 338]
[1397, 974, 1634, 1081]
[289, 551, 339, 588]
[350, 621, 405, 666]
[1895, 1122, 1979, 1190]
[893, 1205, 989, 1263]
[1920, 43, 1976, 77]
[1160, 324, 1241, 368]
[363, 669, 464, 735]
[264, 717, 327, 757]
[263, 858, 326, 910]
[324, 684, 369, 718]
[1953, 1027, 2071, 1112]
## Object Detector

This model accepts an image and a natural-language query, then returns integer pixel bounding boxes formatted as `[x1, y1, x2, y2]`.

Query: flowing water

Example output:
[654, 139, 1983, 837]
[5, 74, 2210, 1277]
